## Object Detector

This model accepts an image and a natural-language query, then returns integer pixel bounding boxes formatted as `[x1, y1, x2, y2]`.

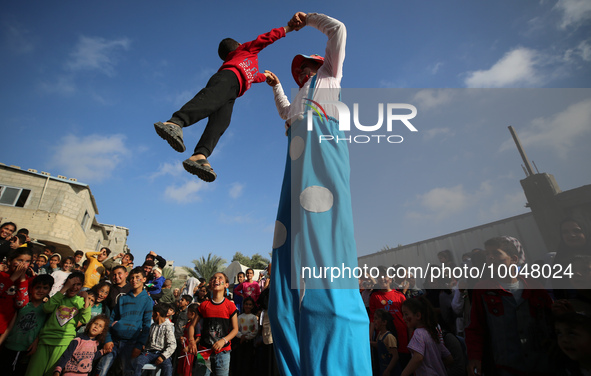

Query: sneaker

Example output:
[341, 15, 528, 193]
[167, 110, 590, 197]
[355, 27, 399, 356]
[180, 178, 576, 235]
[154, 122, 186, 153]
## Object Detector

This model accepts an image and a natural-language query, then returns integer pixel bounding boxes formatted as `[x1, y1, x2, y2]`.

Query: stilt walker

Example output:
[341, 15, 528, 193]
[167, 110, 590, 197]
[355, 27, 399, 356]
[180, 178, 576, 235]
[267, 12, 372, 376]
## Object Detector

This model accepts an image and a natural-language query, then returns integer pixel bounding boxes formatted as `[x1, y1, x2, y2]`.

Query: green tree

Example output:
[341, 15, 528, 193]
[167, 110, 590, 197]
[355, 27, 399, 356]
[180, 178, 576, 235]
[231, 252, 270, 269]
[162, 266, 176, 280]
[188, 253, 227, 282]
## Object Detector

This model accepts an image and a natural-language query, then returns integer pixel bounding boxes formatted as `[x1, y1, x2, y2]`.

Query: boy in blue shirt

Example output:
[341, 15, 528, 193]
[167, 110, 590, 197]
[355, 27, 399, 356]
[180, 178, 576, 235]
[94, 267, 153, 376]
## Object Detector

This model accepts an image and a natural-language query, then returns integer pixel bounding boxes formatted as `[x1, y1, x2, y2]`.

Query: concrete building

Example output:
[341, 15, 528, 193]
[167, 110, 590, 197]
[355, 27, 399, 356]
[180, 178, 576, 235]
[0, 163, 128, 257]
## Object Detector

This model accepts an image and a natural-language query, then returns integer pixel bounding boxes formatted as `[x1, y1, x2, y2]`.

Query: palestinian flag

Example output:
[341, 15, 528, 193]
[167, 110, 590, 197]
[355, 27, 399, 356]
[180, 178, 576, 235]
[196, 348, 212, 372]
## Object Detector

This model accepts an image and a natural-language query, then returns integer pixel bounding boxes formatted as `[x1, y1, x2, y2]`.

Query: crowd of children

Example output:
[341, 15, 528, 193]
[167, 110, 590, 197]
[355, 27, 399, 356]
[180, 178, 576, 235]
[2, 217, 591, 376]
[359, 219, 591, 376]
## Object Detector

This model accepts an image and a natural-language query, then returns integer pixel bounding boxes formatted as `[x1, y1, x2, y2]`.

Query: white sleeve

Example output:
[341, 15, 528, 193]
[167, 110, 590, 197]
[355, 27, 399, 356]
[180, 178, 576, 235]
[451, 288, 465, 316]
[273, 83, 291, 120]
[306, 13, 347, 80]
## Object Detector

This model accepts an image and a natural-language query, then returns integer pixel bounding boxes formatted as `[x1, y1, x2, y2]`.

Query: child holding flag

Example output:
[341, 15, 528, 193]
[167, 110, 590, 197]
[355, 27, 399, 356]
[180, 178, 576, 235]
[187, 272, 238, 376]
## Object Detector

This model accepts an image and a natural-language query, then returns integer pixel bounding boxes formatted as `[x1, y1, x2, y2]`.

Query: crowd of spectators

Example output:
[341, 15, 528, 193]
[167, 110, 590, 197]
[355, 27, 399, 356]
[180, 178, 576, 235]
[1, 218, 590, 375]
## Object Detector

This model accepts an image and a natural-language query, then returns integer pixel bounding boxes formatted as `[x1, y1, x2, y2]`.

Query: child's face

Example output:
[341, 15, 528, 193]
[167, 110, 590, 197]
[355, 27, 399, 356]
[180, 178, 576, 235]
[402, 306, 421, 329]
[63, 259, 74, 272]
[97, 286, 109, 302]
[243, 300, 254, 314]
[32, 283, 51, 301]
[10, 254, 31, 272]
[97, 249, 108, 262]
[556, 322, 591, 361]
[198, 287, 207, 298]
[49, 256, 59, 269]
[246, 270, 254, 281]
[87, 294, 97, 306]
[378, 274, 392, 289]
[129, 273, 146, 290]
[561, 221, 586, 248]
[167, 308, 175, 317]
[0, 224, 15, 240]
[35, 258, 46, 268]
[89, 319, 106, 338]
[74, 254, 83, 263]
[210, 273, 228, 291]
[373, 315, 384, 330]
[485, 246, 516, 273]
[66, 277, 83, 297]
[237, 273, 245, 283]
[187, 310, 196, 321]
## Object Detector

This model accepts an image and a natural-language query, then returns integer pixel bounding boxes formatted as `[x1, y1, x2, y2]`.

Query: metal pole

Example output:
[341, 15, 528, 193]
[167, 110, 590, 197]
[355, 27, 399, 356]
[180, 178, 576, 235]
[508, 126, 535, 177]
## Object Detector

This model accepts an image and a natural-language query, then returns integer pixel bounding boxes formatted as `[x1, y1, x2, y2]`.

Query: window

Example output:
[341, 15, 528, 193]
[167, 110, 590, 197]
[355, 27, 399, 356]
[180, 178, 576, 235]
[81, 210, 91, 231]
[0, 186, 31, 207]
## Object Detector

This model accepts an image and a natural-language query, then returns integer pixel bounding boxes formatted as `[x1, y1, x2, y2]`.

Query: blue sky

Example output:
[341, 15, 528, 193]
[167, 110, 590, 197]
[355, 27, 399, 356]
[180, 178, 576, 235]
[2, 1, 590, 269]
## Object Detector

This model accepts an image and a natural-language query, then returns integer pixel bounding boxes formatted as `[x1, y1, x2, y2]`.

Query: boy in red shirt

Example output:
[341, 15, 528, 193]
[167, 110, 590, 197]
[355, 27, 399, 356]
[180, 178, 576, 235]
[154, 14, 303, 182]
[369, 266, 410, 368]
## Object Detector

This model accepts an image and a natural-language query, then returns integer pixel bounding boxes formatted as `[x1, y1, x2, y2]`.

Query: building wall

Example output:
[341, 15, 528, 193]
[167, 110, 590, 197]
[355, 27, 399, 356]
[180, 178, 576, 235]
[358, 213, 548, 285]
[0, 164, 127, 257]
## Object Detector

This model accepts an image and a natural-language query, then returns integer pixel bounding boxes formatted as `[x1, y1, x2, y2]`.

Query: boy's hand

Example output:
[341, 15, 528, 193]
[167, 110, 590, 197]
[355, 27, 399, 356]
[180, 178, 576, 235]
[264, 71, 280, 87]
[289, 12, 307, 30]
[103, 342, 114, 353]
[27, 337, 39, 356]
[9, 262, 28, 282]
[154, 357, 163, 365]
[212, 339, 225, 352]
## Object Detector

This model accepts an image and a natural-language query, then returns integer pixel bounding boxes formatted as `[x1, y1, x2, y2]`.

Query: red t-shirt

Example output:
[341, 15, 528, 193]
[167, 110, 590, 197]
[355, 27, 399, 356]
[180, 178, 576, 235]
[219, 27, 286, 97]
[369, 289, 409, 353]
[198, 298, 238, 352]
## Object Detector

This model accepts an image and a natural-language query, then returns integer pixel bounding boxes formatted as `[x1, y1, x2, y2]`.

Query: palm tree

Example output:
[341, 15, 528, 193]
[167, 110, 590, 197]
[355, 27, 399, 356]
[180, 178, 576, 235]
[189, 253, 227, 282]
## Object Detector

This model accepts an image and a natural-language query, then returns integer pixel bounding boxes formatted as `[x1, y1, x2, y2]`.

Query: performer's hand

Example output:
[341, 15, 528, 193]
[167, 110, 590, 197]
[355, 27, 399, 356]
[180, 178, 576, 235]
[264, 71, 280, 87]
[154, 357, 163, 365]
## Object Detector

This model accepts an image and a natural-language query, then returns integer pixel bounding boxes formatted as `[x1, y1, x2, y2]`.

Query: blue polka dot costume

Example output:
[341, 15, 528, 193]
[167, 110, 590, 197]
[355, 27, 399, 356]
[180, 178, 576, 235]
[268, 15, 372, 374]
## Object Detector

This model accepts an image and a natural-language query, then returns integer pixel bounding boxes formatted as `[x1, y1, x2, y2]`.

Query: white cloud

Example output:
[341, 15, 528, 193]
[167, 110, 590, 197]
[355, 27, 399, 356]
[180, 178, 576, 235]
[150, 162, 184, 180]
[229, 182, 244, 199]
[464, 47, 540, 88]
[564, 40, 591, 63]
[219, 212, 254, 224]
[39, 75, 76, 95]
[50, 134, 129, 182]
[164, 180, 207, 203]
[478, 191, 527, 222]
[2, 18, 34, 54]
[406, 182, 493, 221]
[499, 98, 591, 158]
[422, 127, 453, 141]
[430, 62, 443, 74]
[554, 0, 591, 29]
[413, 89, 455, 110]
[67, 36, 130, 76]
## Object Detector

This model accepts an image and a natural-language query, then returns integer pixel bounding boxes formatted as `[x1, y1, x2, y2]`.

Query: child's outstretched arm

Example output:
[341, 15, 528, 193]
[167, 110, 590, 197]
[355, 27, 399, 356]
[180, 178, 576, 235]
[264, 70, 291, 122]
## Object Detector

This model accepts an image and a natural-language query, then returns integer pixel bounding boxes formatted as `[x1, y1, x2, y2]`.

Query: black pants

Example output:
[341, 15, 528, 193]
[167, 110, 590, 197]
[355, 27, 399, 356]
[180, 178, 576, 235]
[168, 70, 240, 158]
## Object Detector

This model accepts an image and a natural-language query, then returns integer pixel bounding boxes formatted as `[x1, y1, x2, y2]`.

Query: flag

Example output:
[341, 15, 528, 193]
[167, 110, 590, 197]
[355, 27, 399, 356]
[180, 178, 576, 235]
[196, 348, 212, 373]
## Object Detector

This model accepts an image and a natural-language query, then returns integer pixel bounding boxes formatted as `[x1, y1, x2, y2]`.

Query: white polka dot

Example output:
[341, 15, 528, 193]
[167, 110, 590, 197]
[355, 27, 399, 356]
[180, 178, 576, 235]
[272, 220, 287, 249]
[290, 136, 305, 160]
[300, 186, 334, 213]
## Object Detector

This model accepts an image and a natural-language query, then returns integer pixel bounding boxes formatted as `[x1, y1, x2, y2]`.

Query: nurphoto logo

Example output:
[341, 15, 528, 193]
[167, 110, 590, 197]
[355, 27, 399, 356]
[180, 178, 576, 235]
[305, 99, 419, 144]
